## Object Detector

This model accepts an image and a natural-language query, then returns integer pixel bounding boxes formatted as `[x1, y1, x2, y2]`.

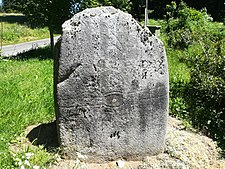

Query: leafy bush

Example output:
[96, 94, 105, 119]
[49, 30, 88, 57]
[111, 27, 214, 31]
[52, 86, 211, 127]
[165, 1, 212, 49]
[185, 32, 225, 152]
[164, 1, 225, 154]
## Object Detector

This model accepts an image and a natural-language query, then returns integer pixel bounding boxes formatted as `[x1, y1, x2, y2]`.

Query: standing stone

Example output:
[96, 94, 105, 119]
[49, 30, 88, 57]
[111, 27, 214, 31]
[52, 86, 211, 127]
[55, 6, 169, 162]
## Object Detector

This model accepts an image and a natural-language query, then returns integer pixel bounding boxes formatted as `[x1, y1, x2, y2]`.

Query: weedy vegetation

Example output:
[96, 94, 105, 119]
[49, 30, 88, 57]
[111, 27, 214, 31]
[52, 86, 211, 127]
[0, 13, 49, 46]
[0, 47, 56, 168]
[148, 1, 225, 157]
[163, 1, 225, 155]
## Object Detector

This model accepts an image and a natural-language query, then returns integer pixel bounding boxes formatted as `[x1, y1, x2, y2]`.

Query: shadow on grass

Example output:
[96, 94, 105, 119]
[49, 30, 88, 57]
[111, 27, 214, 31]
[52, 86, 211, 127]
[0, 14, 27, 25]
[26, 121, 59, 150]
[12, 46, 53, 60]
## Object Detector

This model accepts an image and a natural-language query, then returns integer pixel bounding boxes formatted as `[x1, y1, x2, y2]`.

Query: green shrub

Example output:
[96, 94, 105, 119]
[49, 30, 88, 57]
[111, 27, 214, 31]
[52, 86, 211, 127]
[170, 82, 189, 120]
[165, 1, 212, 49]
[164, 1, 225, 154]
[185, 33, 225, 151]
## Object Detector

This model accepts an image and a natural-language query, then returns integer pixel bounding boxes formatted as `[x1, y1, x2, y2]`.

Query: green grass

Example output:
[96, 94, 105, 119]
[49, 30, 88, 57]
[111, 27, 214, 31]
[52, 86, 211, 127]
[0, 51, 55, 168]
[167, 48, 190, 84]
[1, 22, 50, 45]
[166, 48, 191, 120]
[0, 13, 50, 46]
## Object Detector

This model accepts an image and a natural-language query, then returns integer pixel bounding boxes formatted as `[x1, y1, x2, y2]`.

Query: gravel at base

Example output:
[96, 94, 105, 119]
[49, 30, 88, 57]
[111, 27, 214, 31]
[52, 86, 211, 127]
[138, 117, 225, 169]
[52, 116, 225, 169]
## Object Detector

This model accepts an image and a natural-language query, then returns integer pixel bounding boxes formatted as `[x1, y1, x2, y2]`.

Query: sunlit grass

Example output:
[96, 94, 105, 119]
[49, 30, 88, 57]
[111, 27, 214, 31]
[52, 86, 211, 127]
[0, 51, 55, 167]
[0, 13, 50, 45]
[1, 22, 49, 45]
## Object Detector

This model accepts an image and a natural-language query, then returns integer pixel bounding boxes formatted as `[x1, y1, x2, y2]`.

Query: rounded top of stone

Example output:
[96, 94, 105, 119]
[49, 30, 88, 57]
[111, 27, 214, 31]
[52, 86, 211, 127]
[83, 6, 119, 15]
[62, 6, 133, 31]
[75, 6, 125, 17]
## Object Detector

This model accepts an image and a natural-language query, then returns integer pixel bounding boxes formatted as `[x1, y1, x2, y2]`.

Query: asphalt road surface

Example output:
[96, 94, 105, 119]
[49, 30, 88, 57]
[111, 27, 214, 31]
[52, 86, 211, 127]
[1, 36, 60, 57]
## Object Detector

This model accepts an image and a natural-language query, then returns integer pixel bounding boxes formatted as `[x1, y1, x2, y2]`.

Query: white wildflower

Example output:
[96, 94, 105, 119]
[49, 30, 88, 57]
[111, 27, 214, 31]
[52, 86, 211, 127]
[24, 160, 30, 166]
[33, 166, 40, 169]
[18, 161, 23, 166]
[20, 165, 25, 169]
[15, 158, 20, 162]
[25, 152, 34, 159]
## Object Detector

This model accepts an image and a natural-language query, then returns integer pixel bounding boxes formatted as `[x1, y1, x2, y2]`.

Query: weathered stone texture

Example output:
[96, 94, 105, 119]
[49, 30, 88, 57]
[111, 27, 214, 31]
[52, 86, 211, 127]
[55, 6, 169, 162]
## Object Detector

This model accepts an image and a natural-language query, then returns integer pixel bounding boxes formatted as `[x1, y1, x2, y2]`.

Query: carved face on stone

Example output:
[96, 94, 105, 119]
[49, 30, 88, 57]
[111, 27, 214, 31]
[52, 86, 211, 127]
[55, 6, 169, 162]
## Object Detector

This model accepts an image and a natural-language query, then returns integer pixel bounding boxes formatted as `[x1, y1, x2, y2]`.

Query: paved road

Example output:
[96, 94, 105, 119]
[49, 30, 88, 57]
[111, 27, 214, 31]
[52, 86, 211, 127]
[1, 36, 60, 57]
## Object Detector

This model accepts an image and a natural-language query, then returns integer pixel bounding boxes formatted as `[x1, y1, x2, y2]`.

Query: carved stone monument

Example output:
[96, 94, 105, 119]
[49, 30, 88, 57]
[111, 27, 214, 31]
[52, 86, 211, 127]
[55, 6, 169, 162]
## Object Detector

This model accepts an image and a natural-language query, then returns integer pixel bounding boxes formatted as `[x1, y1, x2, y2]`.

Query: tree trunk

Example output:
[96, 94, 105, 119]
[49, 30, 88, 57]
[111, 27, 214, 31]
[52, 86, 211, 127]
[49, 26, 54, 58]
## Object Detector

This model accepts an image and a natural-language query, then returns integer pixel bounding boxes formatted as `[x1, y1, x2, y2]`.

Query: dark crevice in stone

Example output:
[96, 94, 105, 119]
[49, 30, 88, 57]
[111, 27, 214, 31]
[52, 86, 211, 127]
[93, 64, 97, 71]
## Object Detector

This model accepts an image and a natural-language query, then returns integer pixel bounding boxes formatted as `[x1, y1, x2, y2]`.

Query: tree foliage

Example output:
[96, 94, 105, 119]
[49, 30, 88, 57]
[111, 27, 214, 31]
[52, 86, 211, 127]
[2, 0, 23, 12]
[73, 0, 131, 14]
[22, 0, 74, 31]
[3, 0, 224, 21]
[21, 0, 76, 55]
[130, 0, 145, 21]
